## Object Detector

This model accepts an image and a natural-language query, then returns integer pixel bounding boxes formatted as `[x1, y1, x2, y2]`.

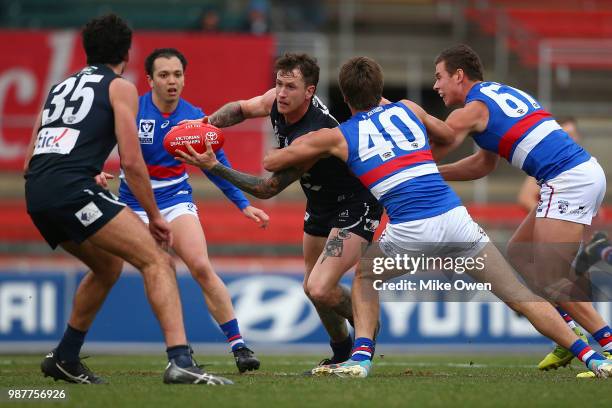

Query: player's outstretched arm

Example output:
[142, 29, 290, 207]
[110, 78, 171, 245]
[208, 88, 276, 128]
[263, 128, 347, 172]
[209, 164, 304, 199]
[430, 102, 488, 161]
[437, 148, 499, 181]
[176, 142, 307, 199]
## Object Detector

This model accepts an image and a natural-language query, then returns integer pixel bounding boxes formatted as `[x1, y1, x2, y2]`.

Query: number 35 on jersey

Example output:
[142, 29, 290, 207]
[34, 71, 101, 156]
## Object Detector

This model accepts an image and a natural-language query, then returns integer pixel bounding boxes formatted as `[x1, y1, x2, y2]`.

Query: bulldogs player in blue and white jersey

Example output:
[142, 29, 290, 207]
[117, 48, 267, 373]
[260, 56, 612, 379]
[433, 44, 611, 377]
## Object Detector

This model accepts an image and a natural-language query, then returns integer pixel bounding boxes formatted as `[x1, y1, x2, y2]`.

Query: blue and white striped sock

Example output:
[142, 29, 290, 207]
[220, 319, 246, 352]
[555, 306, 577, 329]
[350, 337, 374, 362]
[570, 339, 606, 369]
[593, 325, 612, 353]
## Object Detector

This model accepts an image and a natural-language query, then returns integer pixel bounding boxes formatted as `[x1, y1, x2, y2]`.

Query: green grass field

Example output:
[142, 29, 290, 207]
[1, 354, 610, 407]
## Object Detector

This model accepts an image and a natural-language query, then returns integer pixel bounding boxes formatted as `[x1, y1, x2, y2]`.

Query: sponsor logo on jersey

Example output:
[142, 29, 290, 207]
[339, 210, 349, 218]
[138, 119, 155, 144]
[161, 120, 170, 129]
[32, 127, 80, 156]
[75, 202, 103, 227]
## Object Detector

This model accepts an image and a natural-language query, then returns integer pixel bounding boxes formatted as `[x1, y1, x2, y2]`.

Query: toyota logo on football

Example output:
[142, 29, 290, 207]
[205, 131, 218, 141]
[226, 276, 320, 342]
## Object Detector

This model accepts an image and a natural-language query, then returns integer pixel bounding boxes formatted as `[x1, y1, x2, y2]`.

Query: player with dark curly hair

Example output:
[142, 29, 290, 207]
[25, 14, 231, 385]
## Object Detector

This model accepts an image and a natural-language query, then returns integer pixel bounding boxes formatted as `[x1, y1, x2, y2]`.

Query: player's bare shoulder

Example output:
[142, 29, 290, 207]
[109, 77, 138, 104]
[446, 100, 489, 135]
[240, 88, 276, 118]
[462, 100, 489, 132]
[398, 99, 426, 120]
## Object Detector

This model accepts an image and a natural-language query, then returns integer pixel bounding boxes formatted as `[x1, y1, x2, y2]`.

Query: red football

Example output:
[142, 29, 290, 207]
[163, 122, 225, 156]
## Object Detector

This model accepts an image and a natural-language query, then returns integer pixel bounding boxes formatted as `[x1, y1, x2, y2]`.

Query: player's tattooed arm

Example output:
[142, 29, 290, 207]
[207, 102, 245, 128]
[208, 89, 276, 127]
[208, 164, 303, 199]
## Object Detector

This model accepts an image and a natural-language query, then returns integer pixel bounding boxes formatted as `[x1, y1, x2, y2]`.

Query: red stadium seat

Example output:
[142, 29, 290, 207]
[466, 4, 612, 69]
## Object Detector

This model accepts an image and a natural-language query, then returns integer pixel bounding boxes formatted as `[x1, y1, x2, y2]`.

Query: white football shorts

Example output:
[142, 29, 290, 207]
[379, 206, 490, 259]
[134, 201, 199, 224]
[536, 157, 606, 225]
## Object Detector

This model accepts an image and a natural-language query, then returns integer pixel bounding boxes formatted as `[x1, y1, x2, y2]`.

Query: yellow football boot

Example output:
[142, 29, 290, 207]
[538, 327, 588, 370]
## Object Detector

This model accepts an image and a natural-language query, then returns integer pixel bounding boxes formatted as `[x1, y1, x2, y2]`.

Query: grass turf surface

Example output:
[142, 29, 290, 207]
[1, 354, 611, 407]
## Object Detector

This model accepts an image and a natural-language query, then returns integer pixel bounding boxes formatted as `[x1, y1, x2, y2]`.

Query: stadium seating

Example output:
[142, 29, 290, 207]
[466, 3, 612, 68]
[468, 0, 612, 11]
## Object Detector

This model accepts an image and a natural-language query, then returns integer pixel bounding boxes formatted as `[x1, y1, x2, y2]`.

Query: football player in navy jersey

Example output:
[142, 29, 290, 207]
[25, 15, 232, 385]
[432, 44, 611, 377]
[116, 48, 266, 373]
[256, 56, 611, 379]
[177, 53, 383, 370]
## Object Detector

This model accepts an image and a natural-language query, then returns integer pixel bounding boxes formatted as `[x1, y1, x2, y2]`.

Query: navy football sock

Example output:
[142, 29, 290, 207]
[330, 335, 353, 361]
[166, 345, 193, 368]
[56, 324, 86, 363]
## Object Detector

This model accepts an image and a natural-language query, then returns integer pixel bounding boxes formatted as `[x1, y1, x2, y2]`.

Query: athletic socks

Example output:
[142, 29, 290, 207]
[350, 337, 375, 362]
[330, 335, 353, 362]
[56, 324, 87, 363]
[569, 339, 606, 368]
[592, 326, 612, 353]
[219, 318, 246, 351]
[166, 345, 194, 368]
[555, 306, 577, 329]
